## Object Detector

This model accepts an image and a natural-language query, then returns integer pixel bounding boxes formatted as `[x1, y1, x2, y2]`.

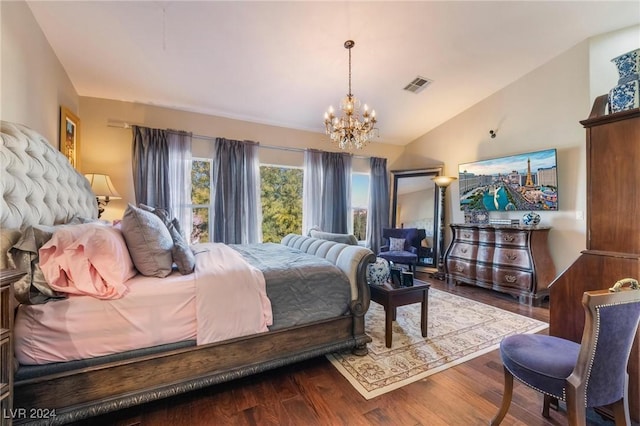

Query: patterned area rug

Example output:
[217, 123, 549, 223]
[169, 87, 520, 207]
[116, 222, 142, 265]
[326, 288, 548, 399]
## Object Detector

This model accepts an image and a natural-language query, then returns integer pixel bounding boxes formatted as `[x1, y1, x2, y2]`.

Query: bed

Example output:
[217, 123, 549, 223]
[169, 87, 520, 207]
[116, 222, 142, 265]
[0, 121, 376, 425]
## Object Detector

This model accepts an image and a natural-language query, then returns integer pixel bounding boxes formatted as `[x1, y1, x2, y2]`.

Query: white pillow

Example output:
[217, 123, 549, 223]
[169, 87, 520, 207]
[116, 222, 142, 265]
[389, 237, 406, 252]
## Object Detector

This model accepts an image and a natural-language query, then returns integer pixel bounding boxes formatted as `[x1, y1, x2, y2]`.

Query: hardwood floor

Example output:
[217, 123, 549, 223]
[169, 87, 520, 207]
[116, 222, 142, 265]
[78, 275, 618, 426]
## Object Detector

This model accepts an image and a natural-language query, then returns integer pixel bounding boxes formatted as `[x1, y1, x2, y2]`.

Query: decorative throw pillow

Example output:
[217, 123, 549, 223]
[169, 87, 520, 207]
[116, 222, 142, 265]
[389, 237, 406, 252]
[121, 204, 174, 278]
[8, 224, 68, 304]
[138, 204, 195, 275]
[309, 230, 358, 245]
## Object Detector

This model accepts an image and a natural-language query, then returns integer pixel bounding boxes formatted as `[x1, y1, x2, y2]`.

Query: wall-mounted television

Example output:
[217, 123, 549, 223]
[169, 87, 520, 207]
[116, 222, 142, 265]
[458, 148, 558, 212]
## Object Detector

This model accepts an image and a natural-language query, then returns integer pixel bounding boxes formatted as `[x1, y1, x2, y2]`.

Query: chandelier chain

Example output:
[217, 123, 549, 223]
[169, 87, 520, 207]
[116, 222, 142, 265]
[348, 43, 352, 96]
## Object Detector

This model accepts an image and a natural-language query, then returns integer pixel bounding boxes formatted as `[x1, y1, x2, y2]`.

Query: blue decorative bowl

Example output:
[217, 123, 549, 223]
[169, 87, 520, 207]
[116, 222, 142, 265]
[522, 211, 541, 226]
[367, 257, 390, 285]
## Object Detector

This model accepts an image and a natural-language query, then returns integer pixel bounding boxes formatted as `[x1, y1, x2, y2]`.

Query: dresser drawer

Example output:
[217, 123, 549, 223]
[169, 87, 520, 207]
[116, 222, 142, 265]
[447, 259, 475, 278]
[475, 263, 493, 283]
[493, 268, 532, 291]
[495, 230, 528, 247]
[449, 242, 477, 260]
[493, 247, 531, 269]
[476, 245, 494, 263]
[478, 229, 495, 244]
[456, 228, 478, 243]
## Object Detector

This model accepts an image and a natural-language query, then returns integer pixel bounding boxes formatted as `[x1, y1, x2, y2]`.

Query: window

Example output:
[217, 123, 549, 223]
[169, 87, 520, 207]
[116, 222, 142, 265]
[351, 173, 370, 241]
[190, 158, 212, 243]
[260, 165, 303, 243]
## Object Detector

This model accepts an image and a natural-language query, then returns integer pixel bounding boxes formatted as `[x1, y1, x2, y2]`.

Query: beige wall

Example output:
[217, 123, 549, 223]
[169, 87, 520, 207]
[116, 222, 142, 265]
[399, 25, 640, 274]
[0, 1, 79, 144]
[79, 97, 405, 221]
[400, 41, 591, 274]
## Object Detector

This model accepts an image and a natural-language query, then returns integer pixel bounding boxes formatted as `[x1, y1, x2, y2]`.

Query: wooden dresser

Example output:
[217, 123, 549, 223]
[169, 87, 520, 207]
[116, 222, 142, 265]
[1, 269, 24, 426]
[549, 97, 640, 422]
[445, 224, 556, 305]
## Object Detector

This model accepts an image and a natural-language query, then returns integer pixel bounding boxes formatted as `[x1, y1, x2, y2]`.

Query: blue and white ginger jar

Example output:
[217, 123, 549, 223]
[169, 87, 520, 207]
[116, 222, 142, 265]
[522, 211, 541, 226]
[367, 257, 390, 285]
[609, 48, 640, 113]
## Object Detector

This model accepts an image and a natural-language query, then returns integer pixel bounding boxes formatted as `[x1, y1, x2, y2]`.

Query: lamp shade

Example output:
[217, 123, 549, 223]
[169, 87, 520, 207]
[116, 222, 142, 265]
[432, 176, 458, 188]
[84, 173, 121, 200]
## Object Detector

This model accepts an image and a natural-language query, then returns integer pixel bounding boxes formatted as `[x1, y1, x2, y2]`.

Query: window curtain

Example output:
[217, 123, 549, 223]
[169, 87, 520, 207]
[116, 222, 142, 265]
[366, 157, 389, 254]
[167, 130, 193, 238]
[131, 126, 170, 209]
[211, 137, 262, 244]
[302, 149, 323, 235]
[320, 151, 352, 234]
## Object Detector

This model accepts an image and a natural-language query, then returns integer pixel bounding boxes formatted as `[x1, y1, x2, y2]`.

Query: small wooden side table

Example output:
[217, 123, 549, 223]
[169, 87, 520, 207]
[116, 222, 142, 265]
[368, 279, 430, 348]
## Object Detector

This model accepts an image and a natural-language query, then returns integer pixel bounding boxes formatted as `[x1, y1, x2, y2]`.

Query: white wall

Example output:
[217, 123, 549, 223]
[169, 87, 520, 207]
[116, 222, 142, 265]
[0, 1, 78, 144]
[589, 25, 640, 104]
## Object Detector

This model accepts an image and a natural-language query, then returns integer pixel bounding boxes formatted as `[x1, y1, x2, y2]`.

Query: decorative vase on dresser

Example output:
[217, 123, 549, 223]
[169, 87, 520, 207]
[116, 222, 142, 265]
[444, 223, 556, 305]
[549, 95, 640, 423]
[609, 48, 640, 113]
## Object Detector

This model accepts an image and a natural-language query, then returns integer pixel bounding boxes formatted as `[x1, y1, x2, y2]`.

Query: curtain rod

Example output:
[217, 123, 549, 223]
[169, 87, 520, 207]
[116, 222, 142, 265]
[107, 120, 371, 160]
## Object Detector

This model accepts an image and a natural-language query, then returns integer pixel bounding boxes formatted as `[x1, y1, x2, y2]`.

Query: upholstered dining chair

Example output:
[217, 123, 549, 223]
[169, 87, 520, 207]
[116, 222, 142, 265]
[490, 278, 640, 426]
[378, 228, 425, 271]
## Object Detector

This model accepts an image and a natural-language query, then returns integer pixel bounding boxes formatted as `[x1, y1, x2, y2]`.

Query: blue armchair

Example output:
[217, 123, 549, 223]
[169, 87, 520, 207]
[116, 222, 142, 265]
[378, 228, 426, 271]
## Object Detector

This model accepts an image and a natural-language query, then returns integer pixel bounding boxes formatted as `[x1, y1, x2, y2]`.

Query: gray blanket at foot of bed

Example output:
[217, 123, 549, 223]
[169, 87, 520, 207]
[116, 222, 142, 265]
[231, 243, 352, 330]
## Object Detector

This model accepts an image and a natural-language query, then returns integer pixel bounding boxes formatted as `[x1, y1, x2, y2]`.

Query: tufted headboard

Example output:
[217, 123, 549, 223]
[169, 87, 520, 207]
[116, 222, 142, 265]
[1, 121, 97, 229]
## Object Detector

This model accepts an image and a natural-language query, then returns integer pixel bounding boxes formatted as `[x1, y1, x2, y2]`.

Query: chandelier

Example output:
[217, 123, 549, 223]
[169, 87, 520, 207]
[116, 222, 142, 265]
[324, 40, 378, 150]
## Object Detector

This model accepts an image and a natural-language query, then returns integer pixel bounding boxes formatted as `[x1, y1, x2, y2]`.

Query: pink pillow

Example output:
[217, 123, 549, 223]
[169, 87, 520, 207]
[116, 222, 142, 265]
[39, 224, 137, 299]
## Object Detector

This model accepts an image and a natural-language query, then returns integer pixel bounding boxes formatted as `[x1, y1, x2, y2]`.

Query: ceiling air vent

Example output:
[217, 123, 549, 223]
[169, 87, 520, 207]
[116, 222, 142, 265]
[403, 76, 432, 94]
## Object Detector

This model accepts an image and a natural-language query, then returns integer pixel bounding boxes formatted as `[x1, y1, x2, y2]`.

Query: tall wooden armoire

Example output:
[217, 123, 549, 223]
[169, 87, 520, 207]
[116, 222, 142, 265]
[549, 95, 640, 423]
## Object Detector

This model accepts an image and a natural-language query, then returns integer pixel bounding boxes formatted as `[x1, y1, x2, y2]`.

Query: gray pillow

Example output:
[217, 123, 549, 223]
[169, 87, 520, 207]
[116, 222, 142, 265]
[309, 230, 358, 245]
[138, 204, 195, 275]
[9, 224, 68, 304]
[121, 204, 173, 278]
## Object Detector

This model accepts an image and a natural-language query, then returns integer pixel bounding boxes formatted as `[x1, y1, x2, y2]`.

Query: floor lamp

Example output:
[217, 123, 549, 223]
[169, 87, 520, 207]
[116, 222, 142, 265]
[432, 176, 457, 280]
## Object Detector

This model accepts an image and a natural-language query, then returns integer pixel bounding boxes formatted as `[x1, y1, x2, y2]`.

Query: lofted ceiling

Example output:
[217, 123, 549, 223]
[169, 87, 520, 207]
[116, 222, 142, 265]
[28, 1, 640, 146]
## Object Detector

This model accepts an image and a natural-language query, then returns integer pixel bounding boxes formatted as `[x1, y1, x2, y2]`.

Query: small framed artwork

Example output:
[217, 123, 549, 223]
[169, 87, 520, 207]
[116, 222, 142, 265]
[59, 106, 80, 169]
[464, 209, 490, 224]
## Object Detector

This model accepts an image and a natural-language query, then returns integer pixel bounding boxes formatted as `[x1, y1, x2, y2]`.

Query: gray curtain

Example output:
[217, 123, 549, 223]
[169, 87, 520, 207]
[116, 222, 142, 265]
[212, 137, 262, 244]
[366, 157, 389, 254]
[132, 126, 170, 209]
[167, 130, 193, 238]
[320, 152, 352, 234]
[302, 149, 323, 235]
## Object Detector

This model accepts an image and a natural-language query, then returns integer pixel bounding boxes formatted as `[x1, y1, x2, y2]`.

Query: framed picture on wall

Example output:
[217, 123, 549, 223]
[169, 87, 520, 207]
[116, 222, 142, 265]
[59, 106, 80, 169]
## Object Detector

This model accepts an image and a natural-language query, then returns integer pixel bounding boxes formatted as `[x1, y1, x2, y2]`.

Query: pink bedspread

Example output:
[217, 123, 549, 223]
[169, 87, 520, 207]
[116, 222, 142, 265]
[15, 243, 273, 365]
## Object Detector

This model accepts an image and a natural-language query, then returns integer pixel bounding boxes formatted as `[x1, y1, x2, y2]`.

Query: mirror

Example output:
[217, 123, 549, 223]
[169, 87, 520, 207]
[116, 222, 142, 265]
[391, 168, 442, 269]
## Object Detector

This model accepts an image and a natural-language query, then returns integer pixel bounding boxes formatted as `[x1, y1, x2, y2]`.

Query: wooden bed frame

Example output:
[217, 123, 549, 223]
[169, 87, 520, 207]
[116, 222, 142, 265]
[1, 121, 375, 425]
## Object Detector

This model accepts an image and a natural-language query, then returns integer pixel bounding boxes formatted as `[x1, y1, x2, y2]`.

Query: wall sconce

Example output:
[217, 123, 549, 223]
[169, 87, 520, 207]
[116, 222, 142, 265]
[432, 176, 458, 280]
[489, 129, 497, 138]
[84, 173, 121, 218]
